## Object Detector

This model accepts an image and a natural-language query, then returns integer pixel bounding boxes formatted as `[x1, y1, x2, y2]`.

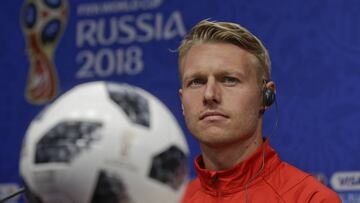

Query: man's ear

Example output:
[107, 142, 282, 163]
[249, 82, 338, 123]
[266, 81, 276, 94]
[179, 89, 184, 116]
[262, 81, 276, 111]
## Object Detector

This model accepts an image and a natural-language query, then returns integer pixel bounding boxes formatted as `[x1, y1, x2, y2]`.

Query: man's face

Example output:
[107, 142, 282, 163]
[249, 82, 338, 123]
[179, 42, 263, 148]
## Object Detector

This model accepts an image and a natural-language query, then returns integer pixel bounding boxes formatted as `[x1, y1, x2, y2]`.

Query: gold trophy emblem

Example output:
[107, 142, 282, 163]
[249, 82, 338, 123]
[21, 0, 68, 104]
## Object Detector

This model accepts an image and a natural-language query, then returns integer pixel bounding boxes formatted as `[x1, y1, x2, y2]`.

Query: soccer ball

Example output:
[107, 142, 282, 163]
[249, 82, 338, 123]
[20, 81, 189, 203]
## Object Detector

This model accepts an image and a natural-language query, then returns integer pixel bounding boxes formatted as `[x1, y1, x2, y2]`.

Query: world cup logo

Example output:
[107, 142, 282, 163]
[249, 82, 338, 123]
[21, 0, 68, 104]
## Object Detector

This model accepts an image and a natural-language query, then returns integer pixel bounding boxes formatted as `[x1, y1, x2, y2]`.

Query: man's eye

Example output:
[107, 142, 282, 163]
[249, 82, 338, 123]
[222, 76, 239, 85]
[188, 79, 205, 87]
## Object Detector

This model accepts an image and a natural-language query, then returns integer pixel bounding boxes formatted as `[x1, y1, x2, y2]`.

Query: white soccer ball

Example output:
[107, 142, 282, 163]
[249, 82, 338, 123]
[20, 81, 189, 203]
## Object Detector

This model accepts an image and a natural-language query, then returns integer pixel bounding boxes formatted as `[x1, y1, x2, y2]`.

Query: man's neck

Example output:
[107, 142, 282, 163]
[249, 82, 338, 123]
[200, 134, 264, 171]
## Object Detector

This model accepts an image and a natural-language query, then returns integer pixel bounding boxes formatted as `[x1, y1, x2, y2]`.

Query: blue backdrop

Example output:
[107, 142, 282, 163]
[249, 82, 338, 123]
[1, 0, 360, 202]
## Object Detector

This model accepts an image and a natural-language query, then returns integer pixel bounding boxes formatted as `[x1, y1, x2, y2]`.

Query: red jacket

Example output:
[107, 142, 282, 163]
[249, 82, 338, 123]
[181, 141, 341, 203]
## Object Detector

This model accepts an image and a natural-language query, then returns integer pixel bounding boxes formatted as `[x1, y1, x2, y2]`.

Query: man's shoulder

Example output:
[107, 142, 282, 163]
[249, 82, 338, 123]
[265, 161, 341, 202]
[298, 175, 342, 202]
[181, 177, 201, 202]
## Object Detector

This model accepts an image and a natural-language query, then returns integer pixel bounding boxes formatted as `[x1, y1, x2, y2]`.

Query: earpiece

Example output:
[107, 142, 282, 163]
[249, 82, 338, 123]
[262, 81, 275, 107]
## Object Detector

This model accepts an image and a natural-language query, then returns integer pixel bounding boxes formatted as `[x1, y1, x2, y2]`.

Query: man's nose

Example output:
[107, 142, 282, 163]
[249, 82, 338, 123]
[203, 78, 220, 105]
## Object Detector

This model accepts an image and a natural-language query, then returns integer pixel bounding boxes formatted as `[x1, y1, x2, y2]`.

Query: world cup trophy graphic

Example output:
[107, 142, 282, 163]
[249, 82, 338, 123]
[21, 0, 68, 104]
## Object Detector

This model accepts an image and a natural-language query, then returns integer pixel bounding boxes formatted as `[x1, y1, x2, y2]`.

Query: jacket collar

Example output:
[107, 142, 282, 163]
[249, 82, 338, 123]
[194, 139, 281, 195]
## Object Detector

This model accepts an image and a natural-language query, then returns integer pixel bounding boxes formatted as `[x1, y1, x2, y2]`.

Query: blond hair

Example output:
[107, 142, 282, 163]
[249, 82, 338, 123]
[178, 19, 271, 83]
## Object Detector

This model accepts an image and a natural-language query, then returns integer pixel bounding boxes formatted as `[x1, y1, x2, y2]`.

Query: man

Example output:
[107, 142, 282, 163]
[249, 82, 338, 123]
[178, 20, 341, 202]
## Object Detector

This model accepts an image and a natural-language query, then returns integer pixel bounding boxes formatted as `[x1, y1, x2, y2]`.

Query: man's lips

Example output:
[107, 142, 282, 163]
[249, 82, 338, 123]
[199, 111, 229, 120]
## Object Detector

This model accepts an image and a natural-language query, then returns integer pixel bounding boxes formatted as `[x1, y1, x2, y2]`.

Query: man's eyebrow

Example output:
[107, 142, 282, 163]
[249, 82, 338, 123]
[216, 69, 247, 79]
[182, 71, 203, 81]
[182, 68, 248, 81]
